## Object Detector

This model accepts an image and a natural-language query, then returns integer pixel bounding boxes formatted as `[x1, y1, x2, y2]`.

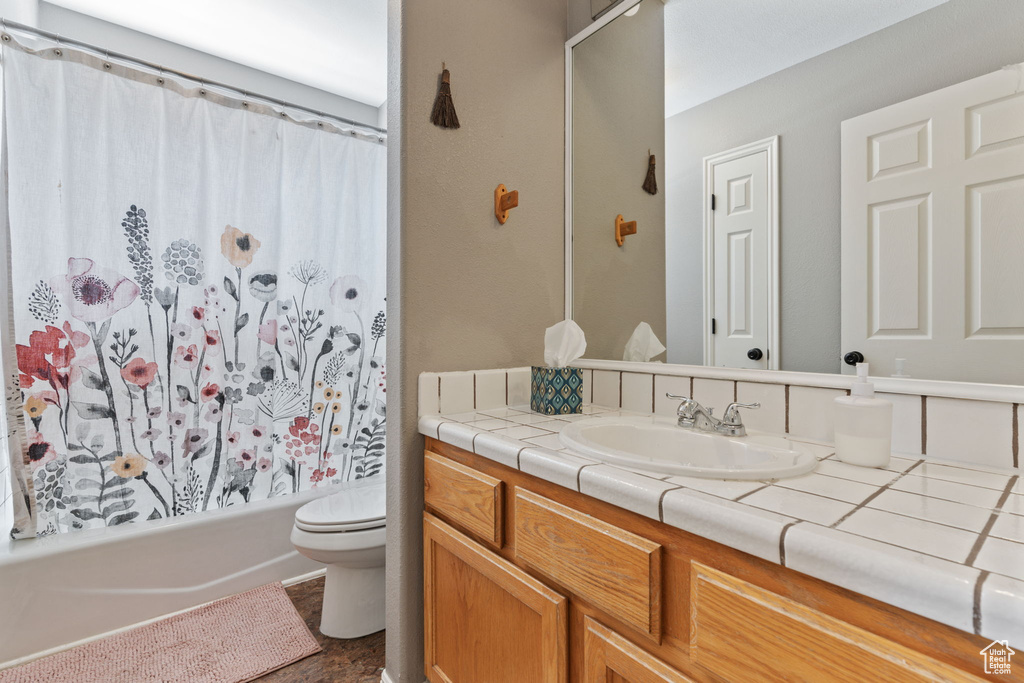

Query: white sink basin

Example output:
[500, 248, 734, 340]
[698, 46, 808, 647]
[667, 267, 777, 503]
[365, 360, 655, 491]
[559, 416, 817, 480]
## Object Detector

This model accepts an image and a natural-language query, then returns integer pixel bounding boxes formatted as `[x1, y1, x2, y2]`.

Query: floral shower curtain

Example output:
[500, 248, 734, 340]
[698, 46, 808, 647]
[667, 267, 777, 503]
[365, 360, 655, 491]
[1, 39, 386, 539]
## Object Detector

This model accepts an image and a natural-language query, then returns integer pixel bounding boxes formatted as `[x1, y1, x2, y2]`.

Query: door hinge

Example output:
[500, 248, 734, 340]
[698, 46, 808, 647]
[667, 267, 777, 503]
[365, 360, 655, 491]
[711, 318, 716, 335]
[711, 194, 716, 211]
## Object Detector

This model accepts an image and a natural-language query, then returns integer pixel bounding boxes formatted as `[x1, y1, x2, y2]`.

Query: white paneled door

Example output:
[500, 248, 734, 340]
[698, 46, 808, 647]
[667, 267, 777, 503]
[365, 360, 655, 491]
[704, 137, 779, 370]
[841, 66, 1024, 384]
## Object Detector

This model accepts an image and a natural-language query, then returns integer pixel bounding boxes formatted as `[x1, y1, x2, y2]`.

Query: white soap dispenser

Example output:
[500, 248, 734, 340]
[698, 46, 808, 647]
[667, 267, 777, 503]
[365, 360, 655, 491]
[833, 363, 892, 468]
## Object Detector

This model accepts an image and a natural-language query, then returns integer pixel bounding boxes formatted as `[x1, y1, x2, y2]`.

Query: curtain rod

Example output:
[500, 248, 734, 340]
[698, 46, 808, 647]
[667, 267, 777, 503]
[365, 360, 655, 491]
[0, 16, 388, 138]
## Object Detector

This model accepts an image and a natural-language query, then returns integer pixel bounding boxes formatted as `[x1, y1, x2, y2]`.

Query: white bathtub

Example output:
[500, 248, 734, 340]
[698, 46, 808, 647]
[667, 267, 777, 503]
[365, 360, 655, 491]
[0, 486, 335, 664]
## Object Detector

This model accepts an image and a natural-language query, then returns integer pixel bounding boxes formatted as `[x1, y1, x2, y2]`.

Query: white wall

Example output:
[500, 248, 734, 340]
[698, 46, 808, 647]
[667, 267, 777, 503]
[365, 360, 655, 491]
[0, 0, 381, 127]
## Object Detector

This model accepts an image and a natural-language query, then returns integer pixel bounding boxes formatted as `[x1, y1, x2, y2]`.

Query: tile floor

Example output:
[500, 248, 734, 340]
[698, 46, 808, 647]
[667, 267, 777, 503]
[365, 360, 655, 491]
[258, 577, 385, 682]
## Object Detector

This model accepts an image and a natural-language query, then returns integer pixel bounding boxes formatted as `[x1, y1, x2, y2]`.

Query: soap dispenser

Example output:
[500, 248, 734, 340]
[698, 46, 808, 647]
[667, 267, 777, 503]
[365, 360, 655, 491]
[834, 363, 892, 468]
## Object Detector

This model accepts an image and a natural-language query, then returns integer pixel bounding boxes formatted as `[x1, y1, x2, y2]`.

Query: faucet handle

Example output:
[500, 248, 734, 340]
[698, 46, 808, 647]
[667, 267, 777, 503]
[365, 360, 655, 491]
[666, 393, 699, 417]
[722, 402, 760, 424]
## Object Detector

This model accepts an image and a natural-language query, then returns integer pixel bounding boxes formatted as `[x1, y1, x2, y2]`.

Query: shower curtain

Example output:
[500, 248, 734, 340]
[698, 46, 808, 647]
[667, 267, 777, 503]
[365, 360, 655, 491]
[1, 39, 386, 539]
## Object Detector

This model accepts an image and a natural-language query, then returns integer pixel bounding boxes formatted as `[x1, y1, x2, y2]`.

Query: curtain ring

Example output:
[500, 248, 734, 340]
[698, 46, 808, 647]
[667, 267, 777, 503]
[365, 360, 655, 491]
[199, 78, 206, 97]
[156, 66, 164, 86]
[103, 48, 111, 70]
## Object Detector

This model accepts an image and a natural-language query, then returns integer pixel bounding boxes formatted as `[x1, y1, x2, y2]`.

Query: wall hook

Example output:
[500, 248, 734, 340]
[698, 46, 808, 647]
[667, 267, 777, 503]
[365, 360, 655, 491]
[615, 214, 637, 246]
[494, 184, 519, 224]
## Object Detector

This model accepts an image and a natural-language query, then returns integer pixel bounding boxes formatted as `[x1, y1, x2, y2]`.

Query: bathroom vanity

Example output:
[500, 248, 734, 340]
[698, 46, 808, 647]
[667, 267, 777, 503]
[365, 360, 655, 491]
[422, 434, 1003, 682]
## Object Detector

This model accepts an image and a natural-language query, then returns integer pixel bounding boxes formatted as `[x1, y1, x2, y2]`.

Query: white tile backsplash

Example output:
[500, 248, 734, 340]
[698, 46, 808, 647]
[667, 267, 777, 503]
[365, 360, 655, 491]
[418, 372, 440, 416]
[507, 367, 531, 406]
[926, 397, 1014, 468]
[581, 369, 593, 405]
[736, 382, 786, 434]
[788, 386, 845, 443]
[592, 370, 620, 408]
[439, 372, 475, 415]
[691, 378, 734, 414]
[620, 372, 654, 413]
[474, 369, 507, 411]
[879, 392, 923, 455]
[654, 374, 690, 417]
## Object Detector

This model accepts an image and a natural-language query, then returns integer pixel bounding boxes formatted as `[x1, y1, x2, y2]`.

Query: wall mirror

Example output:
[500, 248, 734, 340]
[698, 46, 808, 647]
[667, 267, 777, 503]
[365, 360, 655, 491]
[567, 0, 1024, 385]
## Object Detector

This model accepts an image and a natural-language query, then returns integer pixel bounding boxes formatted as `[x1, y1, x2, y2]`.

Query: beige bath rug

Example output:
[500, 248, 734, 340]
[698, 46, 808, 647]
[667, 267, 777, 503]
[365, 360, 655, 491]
[0, 582, 321, 682]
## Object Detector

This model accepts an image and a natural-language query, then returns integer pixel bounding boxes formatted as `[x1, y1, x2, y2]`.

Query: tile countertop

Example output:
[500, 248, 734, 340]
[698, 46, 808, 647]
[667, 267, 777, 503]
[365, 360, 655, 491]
[419, 404, 1024, 647]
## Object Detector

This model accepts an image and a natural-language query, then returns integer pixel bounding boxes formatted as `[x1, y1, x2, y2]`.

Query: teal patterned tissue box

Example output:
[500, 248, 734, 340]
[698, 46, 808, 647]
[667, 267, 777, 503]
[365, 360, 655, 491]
[530, 366, 583, 415]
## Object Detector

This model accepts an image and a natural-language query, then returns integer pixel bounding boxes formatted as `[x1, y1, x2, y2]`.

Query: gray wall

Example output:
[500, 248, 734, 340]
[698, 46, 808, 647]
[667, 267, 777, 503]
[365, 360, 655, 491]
[385, 0, 566, 680]
[572, 0, 665, 360]
[666, 0, 1024, 372]
[0, 1, 380, 127]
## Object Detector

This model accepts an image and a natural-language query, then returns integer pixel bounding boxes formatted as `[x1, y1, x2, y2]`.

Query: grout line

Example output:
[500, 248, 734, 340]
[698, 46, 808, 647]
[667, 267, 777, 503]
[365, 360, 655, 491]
[921, 396, 928, 456]
[1014, 404, 1019, 469]
[618, 372, 623, 409]
[829, 459, 924, 528]
[505, 371, 509, 406]
[733, 380, 737, 402]
[473, 373, 477, 410]
[973, 570, 990, 636]
[651, 376, 656, 414]
[689, 376, 694, 398]
[657, 486, 684, 523]
[576, 463, 596, 492]
[964, 475, 1019, 567]
[779, 521, 800, 566]
[513, 445, 527, 470]
[734, 483, 771, 502]
[784, 385, 790, 434]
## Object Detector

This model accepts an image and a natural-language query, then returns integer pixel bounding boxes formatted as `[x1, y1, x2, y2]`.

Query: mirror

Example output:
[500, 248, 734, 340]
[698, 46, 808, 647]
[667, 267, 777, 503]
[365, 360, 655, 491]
[569, 0, 1024, 385]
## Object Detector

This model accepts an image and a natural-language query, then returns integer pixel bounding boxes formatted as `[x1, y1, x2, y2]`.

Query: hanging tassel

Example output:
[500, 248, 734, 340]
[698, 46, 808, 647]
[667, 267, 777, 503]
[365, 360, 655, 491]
[430, 63, 461, 129]
[642, 152, 658, 195]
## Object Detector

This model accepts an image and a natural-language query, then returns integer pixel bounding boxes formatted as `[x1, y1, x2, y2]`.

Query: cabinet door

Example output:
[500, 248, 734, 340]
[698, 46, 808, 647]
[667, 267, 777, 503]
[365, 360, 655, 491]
[582, 617, 693, 683]
[424, 513, 568, 683]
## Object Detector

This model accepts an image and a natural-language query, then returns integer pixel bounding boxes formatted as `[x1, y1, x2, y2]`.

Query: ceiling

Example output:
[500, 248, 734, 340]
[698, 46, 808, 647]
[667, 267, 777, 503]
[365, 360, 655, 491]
[664, 0, 949, 117]
[45, 0, 388, 107]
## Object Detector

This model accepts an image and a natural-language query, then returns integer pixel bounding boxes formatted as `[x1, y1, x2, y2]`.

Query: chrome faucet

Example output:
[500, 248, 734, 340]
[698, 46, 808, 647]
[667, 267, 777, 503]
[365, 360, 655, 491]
[666, 394, 760, 437]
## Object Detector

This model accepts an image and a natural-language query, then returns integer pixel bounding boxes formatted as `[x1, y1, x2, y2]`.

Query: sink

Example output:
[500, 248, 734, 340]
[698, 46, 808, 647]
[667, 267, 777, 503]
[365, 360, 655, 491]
[559, 416, 817, 480]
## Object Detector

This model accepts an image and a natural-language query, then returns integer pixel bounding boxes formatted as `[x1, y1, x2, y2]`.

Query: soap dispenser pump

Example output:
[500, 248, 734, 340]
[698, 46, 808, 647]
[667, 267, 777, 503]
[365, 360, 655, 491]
[833, 363, 893, 468]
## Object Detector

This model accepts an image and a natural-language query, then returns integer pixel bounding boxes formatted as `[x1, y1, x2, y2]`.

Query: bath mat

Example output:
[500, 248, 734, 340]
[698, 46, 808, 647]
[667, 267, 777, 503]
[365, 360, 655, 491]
[0, 582, 321, 683]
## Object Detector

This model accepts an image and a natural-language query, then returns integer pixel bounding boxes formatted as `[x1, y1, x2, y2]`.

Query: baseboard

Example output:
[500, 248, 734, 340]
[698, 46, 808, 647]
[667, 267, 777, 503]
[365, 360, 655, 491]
[282, 567, 326, 587]
[0, 570, 327, 671]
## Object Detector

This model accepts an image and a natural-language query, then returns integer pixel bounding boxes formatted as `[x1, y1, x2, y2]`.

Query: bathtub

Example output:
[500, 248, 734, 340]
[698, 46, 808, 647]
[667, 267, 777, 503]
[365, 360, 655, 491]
[0, 486, 335, 664]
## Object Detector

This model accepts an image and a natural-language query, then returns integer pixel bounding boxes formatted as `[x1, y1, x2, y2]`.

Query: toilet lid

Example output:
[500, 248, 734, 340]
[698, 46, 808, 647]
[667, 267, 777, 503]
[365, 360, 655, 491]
[294, 478, 386, 532]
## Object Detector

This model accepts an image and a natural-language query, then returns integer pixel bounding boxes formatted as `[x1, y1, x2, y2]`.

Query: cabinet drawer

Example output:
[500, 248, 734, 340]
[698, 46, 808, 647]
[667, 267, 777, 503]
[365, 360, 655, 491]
[424, 451, 504, 547]
[583, 617, 693, 682]
[513, 488, 662, 639]
[690, 563, 983, 682]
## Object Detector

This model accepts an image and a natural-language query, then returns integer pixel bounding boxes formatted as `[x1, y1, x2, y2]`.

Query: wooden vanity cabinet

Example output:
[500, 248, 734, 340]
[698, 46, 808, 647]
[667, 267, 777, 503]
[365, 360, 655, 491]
[423, 439, 1005, 683]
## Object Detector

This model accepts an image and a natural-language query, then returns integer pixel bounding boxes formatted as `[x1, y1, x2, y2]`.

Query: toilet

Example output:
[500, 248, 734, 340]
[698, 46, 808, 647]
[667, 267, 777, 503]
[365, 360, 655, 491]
[290, 477, 386, 639]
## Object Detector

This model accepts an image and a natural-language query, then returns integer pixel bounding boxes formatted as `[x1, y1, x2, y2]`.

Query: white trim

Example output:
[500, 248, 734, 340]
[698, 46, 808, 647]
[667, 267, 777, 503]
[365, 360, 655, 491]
[702, 136, 780, 370]
[0, 569, 325, 670]
[573, 359, 1024, 403]
[565, 0, 643, 321]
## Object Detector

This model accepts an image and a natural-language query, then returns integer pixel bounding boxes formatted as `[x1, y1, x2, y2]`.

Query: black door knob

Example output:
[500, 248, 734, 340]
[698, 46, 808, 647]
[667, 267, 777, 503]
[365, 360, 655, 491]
[844, 351, 865, 366]
[747, 348, 763, 361]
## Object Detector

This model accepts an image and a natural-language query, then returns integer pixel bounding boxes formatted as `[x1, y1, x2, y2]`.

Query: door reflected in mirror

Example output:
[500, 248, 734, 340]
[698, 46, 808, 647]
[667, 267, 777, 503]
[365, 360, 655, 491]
[568, 0, 1024, 384]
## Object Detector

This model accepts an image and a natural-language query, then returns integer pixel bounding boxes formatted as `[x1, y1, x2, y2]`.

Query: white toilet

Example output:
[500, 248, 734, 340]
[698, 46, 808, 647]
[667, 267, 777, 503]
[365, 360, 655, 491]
[290, 477, 386, 639]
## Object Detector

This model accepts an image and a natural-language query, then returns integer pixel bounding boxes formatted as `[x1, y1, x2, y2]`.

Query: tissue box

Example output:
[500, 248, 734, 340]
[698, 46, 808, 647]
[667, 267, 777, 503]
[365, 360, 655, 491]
[530, 366, 584, 415]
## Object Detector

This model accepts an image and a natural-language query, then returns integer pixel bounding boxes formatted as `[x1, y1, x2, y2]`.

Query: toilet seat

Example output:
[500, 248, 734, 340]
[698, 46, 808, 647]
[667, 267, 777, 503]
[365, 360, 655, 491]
[294, 477, 386, 533]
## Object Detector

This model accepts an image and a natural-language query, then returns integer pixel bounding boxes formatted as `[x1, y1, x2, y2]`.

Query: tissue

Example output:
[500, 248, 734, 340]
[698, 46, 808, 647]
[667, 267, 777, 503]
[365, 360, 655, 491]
[623, 322, 666, 362]
[544, 319, 587, 367]
[532, 320, 587, 415]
